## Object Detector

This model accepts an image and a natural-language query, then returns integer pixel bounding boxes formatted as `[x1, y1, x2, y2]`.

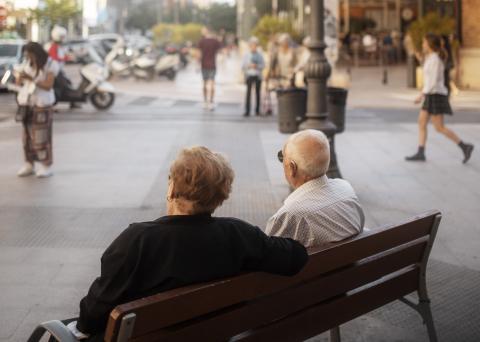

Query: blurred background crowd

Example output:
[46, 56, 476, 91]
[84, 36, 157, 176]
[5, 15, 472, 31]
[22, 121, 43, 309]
[0, 0, 478, 92]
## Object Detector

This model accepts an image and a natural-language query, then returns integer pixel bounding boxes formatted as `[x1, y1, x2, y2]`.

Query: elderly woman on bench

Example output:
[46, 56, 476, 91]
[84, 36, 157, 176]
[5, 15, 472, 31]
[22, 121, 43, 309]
[29, 146, 308, 342]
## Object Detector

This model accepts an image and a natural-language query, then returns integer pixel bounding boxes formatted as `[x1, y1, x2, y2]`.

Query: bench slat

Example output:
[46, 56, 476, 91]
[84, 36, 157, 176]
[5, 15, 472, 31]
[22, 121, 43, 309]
[126, 239, 427, 341]
[233, 267, 420, 342]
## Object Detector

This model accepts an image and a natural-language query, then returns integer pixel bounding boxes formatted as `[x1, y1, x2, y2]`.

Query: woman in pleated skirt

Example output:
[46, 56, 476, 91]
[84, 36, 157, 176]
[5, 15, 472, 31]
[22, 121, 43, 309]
[406, 33, 474, 163]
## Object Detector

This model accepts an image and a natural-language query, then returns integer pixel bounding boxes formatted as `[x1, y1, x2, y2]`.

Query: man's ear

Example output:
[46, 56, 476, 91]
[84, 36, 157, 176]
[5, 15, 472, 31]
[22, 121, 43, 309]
[289, 160, 297, 177]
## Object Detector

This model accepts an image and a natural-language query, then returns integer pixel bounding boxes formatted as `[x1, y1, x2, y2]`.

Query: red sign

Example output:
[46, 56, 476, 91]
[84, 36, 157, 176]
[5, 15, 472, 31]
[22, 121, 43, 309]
[0, 6, 7, 29]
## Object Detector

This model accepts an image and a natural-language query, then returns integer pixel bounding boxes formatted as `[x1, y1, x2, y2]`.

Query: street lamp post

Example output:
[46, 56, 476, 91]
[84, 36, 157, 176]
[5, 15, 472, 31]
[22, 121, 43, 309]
[299, 0, 342, 178]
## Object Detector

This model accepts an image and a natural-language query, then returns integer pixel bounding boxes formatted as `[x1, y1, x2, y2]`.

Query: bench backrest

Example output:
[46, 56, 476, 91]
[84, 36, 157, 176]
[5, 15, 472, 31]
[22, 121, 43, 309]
[105, 210, 441, 342]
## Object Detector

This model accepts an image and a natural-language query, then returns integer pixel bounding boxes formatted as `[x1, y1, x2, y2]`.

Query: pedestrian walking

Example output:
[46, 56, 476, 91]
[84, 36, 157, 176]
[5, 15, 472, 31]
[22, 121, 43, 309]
[242, 37, 265, 116]
[406, 33, 474, 163]
[197, 27, 222, 111]
[16, 42, 60, 178]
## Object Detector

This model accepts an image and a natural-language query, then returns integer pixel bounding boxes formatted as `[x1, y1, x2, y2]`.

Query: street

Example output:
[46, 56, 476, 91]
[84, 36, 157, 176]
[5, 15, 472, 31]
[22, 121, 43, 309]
[1, 58, 480, 341]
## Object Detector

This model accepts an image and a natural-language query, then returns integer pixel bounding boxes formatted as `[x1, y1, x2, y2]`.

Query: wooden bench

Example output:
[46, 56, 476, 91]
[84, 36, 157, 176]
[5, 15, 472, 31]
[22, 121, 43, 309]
[33, 210, 441, 342]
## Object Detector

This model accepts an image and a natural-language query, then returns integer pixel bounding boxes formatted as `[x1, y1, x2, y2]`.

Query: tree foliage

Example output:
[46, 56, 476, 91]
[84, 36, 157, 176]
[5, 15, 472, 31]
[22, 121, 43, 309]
[32, 0, 80, 26]
[126, 2, 158, 33]
[408, 12, 456, 51]
[152, 23, 203, 45]
[129, 2, 236, 34]
[201, 3, 236, 33]
[252, 15, 299, 48]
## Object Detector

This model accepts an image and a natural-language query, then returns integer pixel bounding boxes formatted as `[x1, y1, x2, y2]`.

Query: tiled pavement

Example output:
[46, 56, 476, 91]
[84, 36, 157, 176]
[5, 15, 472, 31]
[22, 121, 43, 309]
[1, 74, 480, 341]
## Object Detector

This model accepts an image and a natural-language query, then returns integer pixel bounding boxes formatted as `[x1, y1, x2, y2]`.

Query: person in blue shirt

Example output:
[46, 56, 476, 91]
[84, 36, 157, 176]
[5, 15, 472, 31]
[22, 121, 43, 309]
[242, 37, 265, 116]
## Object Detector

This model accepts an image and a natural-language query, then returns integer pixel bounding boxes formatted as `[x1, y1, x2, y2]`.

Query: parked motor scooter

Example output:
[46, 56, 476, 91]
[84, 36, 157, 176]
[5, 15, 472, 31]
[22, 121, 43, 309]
[131, 51, 157, 80]
[55, 64, 115, 110]
[105, 41, 134, 78]
[132, 47, 179, 81]
[164, 44, 189, 69]
[156, 51, 179, 80]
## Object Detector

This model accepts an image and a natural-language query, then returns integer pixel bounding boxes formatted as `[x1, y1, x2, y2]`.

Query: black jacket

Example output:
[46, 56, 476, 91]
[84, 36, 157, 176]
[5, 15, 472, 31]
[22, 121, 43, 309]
[77, 214, 308, 334]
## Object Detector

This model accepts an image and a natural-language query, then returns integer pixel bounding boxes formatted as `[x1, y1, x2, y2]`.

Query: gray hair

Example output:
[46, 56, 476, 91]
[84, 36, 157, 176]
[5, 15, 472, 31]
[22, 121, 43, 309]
[278, 33, 290, 44]
[285, 129, 330, 178]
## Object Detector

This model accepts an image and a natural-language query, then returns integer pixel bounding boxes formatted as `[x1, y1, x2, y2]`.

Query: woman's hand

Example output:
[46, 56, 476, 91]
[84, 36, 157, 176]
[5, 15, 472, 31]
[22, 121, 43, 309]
[414, 51, 423, 63]
[20, 72, 33, 82]
[414, 94, 424, 104]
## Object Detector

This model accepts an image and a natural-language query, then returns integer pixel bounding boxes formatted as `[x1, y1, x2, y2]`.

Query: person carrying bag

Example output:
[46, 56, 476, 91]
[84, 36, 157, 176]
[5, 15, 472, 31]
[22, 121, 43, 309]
[16, 42, 60, 178]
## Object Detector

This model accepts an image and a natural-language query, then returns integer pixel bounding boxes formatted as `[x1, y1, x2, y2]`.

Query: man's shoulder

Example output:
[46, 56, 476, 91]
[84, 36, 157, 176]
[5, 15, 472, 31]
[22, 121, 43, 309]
[327, 177, 355, 190]
[271, 202, 305, 222]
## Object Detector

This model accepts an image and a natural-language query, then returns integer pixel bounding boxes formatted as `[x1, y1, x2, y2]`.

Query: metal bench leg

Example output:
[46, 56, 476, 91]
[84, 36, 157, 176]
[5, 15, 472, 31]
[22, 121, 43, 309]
[419, 300, 438, 342]
[400, 297, 438, 342]
[329, 326, 341, 342]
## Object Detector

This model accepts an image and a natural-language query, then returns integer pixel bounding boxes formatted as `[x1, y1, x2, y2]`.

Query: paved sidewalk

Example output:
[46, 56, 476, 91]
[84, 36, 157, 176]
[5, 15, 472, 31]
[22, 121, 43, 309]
[0, 56, 479, 341]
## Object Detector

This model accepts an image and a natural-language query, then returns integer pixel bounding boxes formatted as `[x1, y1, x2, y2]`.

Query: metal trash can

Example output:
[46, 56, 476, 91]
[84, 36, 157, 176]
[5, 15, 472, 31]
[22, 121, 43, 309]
[327, 87, 348, 133]
[276, 88, 307, 134]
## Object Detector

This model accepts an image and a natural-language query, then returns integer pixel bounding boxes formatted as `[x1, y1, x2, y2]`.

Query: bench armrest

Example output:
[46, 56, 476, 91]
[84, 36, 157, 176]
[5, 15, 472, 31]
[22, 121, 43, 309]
[27, 320, 78, 342]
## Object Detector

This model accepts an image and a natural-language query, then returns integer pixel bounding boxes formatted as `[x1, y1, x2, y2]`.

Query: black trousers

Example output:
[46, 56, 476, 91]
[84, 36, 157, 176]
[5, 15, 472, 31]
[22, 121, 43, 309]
[245, 76, 261, 114]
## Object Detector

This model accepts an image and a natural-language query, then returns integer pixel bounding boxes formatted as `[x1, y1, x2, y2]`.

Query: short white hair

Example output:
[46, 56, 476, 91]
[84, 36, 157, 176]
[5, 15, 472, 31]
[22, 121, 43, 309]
[285, 129, 330, 178]
[278, 33, 290, 44]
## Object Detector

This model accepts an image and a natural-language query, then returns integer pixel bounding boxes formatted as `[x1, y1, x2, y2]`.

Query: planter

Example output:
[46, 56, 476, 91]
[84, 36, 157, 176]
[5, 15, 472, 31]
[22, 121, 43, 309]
[327, 87, 348, 133]
[276, 88, 307, 134]
[407, 55, 417, 88]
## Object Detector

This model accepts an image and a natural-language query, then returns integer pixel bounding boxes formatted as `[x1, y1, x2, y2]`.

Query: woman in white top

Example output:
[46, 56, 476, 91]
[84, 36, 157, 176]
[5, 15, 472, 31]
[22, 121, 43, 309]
[16, 42, 59, 178]
[406, 34, 474, 163]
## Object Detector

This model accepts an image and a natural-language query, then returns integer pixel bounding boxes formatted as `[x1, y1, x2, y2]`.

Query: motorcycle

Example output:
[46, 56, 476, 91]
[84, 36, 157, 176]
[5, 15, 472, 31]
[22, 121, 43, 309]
[132, 48, 179, 81]
[54, 62, 115, 110]
[156, 51, 179, 80]
[104, 41, 134, 79]
[163, 44, 189, 69]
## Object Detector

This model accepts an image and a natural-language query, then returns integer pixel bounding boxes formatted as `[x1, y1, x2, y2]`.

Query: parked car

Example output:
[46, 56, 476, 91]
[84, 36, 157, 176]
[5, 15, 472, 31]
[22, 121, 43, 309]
[0, 39, 25, 91]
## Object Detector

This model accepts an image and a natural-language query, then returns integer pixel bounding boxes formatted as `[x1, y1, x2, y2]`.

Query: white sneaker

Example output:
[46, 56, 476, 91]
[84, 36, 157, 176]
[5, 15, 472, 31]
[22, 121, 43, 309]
[203, 102, 209, 110]
[17, 163, 34, 177]
[208, 102, 216, 112]
[35, 163, 53, 178]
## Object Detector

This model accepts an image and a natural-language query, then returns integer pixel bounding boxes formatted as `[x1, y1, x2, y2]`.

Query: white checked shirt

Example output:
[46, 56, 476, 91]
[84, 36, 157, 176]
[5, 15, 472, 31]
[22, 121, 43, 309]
[266, 176, 365, 247]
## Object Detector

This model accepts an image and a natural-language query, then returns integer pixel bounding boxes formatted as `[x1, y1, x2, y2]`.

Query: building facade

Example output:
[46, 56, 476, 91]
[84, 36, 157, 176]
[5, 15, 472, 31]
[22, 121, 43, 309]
[458, 0, 480, 89]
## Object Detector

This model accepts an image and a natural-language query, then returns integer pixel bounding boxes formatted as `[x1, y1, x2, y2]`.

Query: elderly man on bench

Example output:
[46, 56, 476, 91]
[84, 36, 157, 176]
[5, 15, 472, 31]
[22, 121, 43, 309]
[267, 129, 365, 247]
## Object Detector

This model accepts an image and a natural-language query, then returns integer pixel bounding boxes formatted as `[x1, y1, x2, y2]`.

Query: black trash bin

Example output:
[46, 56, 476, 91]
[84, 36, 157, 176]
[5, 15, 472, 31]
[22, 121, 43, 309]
[276, 88, 307, 134]
[327, 87, 348, 133]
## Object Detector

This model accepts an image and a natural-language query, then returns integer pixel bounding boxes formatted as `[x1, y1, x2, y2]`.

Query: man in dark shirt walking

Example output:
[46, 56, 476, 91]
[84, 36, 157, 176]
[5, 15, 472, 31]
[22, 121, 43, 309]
[43, 146, 308, 340]
[197, 27, 222, 111]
